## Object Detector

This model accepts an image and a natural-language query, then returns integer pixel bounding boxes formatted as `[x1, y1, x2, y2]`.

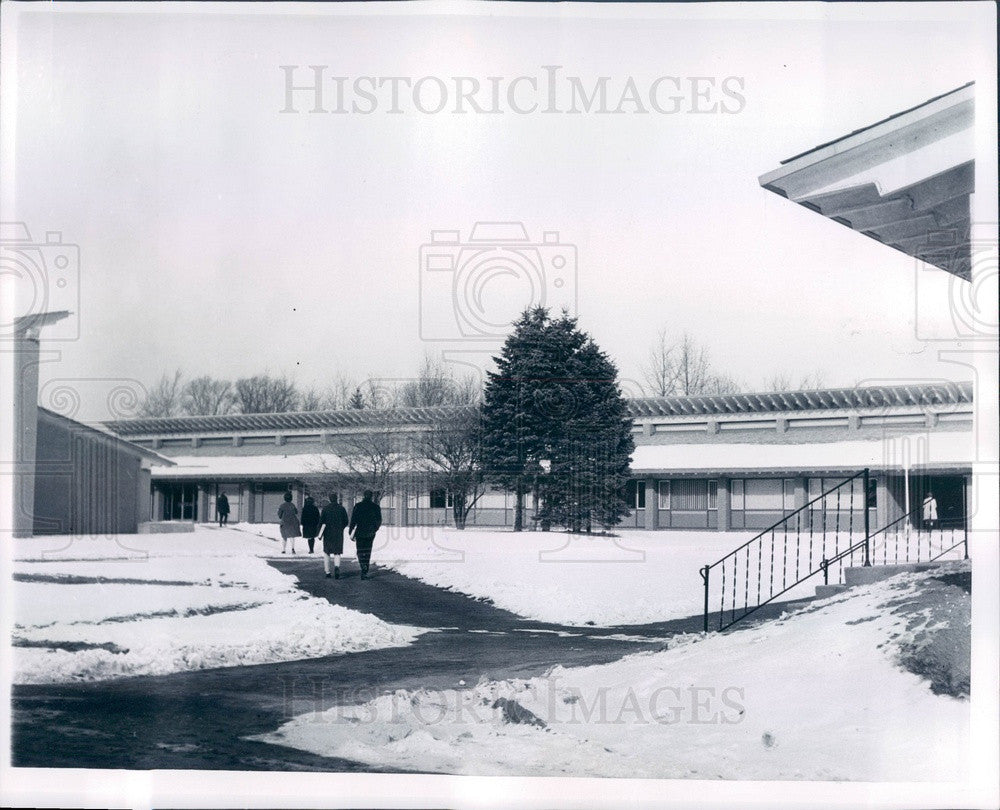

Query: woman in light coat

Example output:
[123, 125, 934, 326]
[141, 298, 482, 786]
[277, 491, 301, 554]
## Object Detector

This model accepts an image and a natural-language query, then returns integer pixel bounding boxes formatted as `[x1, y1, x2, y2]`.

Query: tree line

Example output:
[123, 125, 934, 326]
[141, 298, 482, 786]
[640, 329, 825, 397]
[139, 330, 826, 418]
[137, 357, 480, 418]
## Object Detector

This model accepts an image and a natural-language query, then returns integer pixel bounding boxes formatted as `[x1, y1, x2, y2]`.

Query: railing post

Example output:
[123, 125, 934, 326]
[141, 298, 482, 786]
[863, 468, 871, 566]
[963, 475, 970, 560]
[820, 558, 829, 585]
[698, 565, 711, 633]
[700, 565, 710, 632]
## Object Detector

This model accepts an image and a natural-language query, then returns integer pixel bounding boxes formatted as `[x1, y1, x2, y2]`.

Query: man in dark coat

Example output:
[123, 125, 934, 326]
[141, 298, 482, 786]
[216, 493, 230, 527]
[349, 490, 382, 580]
[317, 494, 349, 579]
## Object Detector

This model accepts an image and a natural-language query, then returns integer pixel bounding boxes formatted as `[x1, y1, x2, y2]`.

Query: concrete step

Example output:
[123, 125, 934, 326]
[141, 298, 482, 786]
[843, 561, 949, 587]
[815, 584, 849, 598]
[138, 521, 195, 534]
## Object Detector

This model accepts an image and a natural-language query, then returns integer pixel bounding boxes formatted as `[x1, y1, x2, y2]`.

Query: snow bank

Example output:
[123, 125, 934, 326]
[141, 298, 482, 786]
[12, 528, 424, 684]
[254, 563, 970, 781]
[378, 529, 819, 626]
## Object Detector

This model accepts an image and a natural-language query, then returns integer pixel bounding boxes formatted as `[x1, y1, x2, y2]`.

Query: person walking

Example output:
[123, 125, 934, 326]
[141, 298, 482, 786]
[216, 492, 230, 527]
[301, 495, 321, 554]
[317, 493, 349, 579]
[349, 490, 382, 580]
[277, 491, 301, 554]
[922, 491, 938, 530]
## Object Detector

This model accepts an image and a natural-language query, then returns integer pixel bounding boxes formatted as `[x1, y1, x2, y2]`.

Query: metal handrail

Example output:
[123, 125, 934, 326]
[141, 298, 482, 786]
[819, 503, 969, 584]
[701, 469, 870, 631]
[703, 470, 868, 570]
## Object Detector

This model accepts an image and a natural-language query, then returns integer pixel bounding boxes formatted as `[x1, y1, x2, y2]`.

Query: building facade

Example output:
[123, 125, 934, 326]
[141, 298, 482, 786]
[103, 381, 973, 533]
[12, 311, 169, 537]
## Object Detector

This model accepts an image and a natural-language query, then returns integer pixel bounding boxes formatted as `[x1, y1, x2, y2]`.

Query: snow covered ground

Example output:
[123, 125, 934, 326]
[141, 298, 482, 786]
[10, 528, 424, 684]
[361, 528, 824, 626]
[255, 562, 971, 780]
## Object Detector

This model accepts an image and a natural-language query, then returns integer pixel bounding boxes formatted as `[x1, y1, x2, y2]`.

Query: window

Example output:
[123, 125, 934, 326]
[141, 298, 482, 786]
[624, 479, 646, 509]
[783, 479, 796, 510]
[708, 480, 719, 510]
[731, 479, 745, 510]
[672, 480, 709, 511]
[808, 477, 822, 509]
[430, 489, 453, 509]
[743, 479, 784, 510]
[658, 480, 670, 510]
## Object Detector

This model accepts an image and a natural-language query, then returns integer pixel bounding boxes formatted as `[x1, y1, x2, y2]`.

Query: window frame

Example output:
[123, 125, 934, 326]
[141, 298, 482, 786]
[657, 480, 671, 510]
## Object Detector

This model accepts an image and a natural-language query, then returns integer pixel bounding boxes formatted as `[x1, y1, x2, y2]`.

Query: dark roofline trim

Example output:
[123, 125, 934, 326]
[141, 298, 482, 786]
[38, 407, 175, 464]
[103, 381, 973, 439]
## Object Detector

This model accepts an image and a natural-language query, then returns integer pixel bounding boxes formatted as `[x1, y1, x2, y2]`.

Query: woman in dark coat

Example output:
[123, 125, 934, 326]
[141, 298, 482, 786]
[317, 493, 350, 579]
[277, 491, 301, 554]
[300, 496, 321, 554]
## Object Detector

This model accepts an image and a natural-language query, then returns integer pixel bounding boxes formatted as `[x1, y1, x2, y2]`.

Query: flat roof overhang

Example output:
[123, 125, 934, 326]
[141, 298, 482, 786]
[759, 83, 975, 281]
[634, 466, 972, 478]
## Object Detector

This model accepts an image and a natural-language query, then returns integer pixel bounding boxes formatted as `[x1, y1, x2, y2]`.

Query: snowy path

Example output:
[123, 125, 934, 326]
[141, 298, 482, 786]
[11, 557, 806, 771]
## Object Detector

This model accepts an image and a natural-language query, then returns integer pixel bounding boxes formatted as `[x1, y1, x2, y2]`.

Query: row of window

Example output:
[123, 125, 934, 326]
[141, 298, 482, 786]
[428, 478, 879, 512]
[623, 478, 877, 512]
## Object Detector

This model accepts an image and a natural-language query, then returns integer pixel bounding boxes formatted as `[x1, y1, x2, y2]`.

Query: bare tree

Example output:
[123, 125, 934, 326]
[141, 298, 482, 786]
[702, 372, 743, 395]
[138, 370, 185, 418]
[763, 372, 793, 392]
[642, 331, 740, 397]
[334, 410, 411, 503]
[299, 387, 323, 411]
[182, 376, 234, 415]
[398, 354, 482, 408]
[763, 371, 827, 392]
[233, 375, 300, 413]
[323, 374, 359, 410]
[642, 328, 676, 397]
[416, 406, 485, 529]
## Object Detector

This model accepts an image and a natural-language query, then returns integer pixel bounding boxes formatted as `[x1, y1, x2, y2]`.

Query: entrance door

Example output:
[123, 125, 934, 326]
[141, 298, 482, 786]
[162, 483, 198, 521]
[909, 474, 966, 529]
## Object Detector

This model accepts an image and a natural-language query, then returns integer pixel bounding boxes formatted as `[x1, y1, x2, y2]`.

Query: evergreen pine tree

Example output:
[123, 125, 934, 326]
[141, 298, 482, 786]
[481, 307, 635, 532]
[348, 388, 366, 409]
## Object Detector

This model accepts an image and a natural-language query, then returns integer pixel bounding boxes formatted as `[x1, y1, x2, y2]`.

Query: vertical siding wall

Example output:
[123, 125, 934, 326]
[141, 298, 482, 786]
[33, 414, 142, 535]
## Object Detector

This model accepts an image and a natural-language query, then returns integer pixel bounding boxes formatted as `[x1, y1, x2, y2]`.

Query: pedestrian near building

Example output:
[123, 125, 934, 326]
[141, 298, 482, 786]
[216, 492, 230, 527]
[349, 490, 382, 580]
[317, 493, 349, 579]
[301, 496, 321, 554]
[922, 491, 938, 530]
[277, 491, 301, 554]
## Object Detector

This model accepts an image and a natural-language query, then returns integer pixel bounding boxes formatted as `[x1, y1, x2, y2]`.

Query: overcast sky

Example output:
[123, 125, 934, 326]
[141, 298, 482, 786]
[3, 3, 995, 421]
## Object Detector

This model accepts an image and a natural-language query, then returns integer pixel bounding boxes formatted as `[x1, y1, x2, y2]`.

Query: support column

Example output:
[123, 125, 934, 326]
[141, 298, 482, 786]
[717, 478, 731, 531]
[643, 478, 658, 530]
[137, 468, 152, 523]
[12, 325, 44, 536]
[197, 485, 210, 523]
[876, 475, 890, 528]
[794, 477, 808, 510]
[152, 486, 165, 522]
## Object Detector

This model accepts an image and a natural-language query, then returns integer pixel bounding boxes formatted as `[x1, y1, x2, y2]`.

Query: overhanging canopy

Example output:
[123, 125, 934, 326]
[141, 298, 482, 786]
[759, 83, 975, 281]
